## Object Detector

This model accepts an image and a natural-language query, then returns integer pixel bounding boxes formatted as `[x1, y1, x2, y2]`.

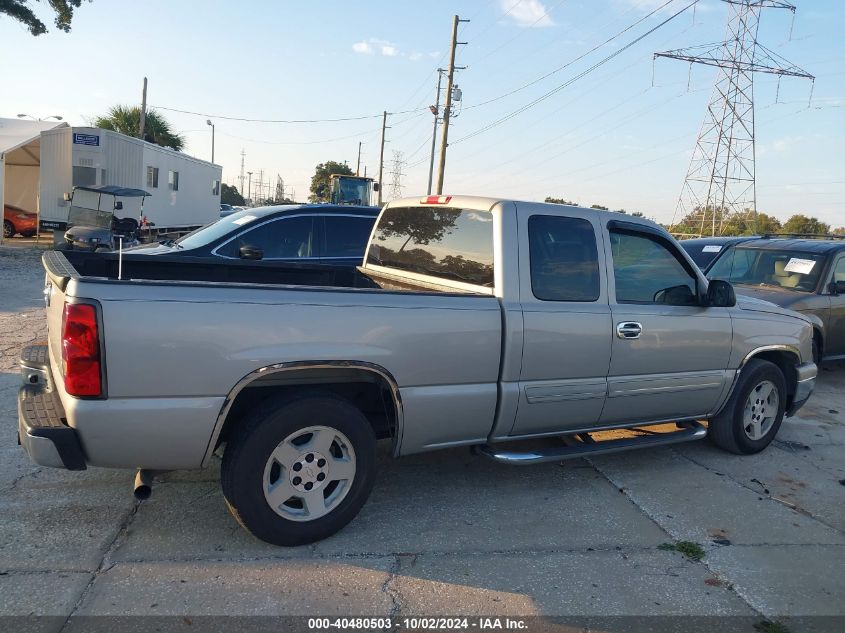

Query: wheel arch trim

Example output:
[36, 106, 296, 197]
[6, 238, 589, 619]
[201, 360, 404, 467]
[715, 344, 802, 417]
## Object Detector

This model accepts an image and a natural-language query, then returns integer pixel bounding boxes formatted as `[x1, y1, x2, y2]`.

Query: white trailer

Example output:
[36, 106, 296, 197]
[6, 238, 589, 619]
[38, 126, 221, 235]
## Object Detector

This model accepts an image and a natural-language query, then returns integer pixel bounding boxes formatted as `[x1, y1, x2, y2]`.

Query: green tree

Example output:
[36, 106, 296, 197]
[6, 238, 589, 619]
[220, 183, 245, 206]
[92, 106, 185, 151]
[782, 214, 830, 235]
[309, 161, 353, 202]
[833, 226, 845, 235]
[630, 211, 644, 218]
[590, 204, 609, 210]
[1, 0, 83, 36]
[544, 196, 579, 205]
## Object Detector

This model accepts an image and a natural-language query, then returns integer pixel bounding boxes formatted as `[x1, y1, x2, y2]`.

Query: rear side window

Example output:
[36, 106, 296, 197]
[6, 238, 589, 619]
[367, 206, 494, 287]
[323, 215, 376, 258]
[528, 215, 600, 301]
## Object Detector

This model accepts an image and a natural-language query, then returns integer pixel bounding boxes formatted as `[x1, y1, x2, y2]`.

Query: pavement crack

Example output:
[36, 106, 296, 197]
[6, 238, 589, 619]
[6, 466, 43, 492]
[382, 554, 403, 621]
[58, 498, 142, 630]
[675, 449, 845, 535]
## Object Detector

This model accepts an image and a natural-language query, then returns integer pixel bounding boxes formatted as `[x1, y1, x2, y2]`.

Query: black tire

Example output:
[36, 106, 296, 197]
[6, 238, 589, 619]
[221, 392, 377, 546]
[812, 335, 822, 366]
[3, 220, 14, 239]
[709, 358, 786, 455]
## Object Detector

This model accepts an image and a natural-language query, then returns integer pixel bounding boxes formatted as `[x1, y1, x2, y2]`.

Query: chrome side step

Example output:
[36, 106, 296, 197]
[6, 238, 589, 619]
[476, 422, 707, 465]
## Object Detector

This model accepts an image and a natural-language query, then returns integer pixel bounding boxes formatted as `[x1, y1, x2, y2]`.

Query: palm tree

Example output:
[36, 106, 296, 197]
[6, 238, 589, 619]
[92, 105, 185, 151]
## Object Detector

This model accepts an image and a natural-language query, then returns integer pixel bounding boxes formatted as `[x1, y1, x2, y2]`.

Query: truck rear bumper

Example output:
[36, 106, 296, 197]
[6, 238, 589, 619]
[18, 345, 87, 470]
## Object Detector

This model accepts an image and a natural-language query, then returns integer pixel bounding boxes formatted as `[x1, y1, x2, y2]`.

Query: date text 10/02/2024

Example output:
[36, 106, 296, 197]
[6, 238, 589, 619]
[308, 618, 529, 630]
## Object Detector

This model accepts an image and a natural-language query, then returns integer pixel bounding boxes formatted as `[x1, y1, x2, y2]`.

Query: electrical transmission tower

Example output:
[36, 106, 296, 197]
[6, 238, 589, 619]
[658, 1, 813, 237]
[389, 150, 406, 201]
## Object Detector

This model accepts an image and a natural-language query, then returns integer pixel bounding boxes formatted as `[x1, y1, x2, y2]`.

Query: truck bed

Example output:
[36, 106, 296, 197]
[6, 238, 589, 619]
[52, 250, 379, 290]
[49, 250, 489, 295]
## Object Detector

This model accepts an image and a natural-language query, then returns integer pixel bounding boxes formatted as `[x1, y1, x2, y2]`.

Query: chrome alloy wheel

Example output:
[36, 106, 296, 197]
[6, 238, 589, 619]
[262, 425, 356, 522]
[743, 380, 779, 441]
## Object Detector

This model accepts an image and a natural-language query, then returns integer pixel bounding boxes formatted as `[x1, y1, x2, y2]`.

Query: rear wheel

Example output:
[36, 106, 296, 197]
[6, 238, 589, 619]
[221, 392, 377, 546]
[709, 359, 786, 455]
[3, 220, 14, 238]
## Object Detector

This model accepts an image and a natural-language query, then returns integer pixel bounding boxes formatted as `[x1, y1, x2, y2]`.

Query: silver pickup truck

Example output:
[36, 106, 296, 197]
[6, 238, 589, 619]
[18, 195, 817, 545]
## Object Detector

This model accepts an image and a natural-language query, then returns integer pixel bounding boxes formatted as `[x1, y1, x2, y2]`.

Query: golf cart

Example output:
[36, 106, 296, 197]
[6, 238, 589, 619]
[60, 185, 153, 252]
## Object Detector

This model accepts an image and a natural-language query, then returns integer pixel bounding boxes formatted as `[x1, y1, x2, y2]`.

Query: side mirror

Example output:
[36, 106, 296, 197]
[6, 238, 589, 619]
[831, 280, 845, 295]
[239, 245, 263, 260]
[705, 279, 736, 307]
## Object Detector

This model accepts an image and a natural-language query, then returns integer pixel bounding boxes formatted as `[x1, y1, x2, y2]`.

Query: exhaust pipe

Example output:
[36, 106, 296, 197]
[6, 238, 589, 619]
[133, 468, 153, 500]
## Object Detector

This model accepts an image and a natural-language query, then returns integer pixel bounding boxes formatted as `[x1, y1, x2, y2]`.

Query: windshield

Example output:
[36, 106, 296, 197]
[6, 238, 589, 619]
[176, 209, 268, 249]
[332, 179, 370, 205]
[707, 247, 826, 293]
[67, 205, 113, 230]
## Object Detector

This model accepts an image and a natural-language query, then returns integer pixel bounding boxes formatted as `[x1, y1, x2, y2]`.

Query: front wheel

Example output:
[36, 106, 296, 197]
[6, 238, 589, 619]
[708, 359, 786, 455]
[3, 220, 14, 238]
[221, 393, 377, 546]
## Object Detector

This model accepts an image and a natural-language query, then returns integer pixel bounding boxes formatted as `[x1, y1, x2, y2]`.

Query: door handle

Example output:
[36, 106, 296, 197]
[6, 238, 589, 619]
[616, 322, 642, 339]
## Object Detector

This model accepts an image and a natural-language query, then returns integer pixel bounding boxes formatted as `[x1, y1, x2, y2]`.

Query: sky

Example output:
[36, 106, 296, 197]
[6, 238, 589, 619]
[1, 0, 842, 226]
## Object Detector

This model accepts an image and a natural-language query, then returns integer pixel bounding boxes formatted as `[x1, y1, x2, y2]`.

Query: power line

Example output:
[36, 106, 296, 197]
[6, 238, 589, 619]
[451, 0, 699, 145]
[462, 0, 679, 113]
[150, 104, 425, 124]
[465, 0, 569, 67]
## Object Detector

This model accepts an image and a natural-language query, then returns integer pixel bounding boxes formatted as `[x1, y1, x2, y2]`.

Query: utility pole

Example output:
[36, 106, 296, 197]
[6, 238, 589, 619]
[139, 77, 148, 141]
[377, 110, 388, 205]
[247, 171, 253, 205]
[435, 15, 468, 195]
[239, 149, 246, 196]
[356, 141, 362, 176]
[427, 69, 445, 195]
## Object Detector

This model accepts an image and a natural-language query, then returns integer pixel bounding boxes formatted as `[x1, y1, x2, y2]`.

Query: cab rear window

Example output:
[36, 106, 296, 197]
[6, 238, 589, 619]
[366, 207, 494, 287]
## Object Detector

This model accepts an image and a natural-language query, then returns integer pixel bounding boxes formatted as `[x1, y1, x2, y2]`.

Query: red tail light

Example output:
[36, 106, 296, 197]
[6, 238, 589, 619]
[61, 303, 102, 397]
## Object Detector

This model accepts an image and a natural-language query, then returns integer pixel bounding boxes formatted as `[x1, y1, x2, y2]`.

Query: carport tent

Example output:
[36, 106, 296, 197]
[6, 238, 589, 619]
[0, 118, 67, 244]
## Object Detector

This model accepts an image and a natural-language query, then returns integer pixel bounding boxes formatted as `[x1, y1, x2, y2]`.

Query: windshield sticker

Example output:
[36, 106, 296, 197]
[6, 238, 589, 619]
[783, 257, 816, 275]
[702, 245, 722, 253]
[231, 215, 257, 226]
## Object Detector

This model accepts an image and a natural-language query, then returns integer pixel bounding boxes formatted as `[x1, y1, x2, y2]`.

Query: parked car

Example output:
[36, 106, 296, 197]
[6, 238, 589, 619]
[679, 235, 758, 270]
[128, 204, 380, 266]
[707, 235, 845, 363]
[19, 196, 816, 546]
[219, 203, 235, 218]
[3, 204, 37, 238]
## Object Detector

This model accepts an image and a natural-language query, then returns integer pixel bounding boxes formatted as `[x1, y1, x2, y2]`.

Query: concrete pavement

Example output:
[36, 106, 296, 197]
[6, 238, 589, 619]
[1, 246, 842, 631]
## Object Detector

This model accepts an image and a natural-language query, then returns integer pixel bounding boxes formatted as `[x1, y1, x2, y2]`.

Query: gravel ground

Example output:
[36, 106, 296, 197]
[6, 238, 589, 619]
[0, 246, 843, 632]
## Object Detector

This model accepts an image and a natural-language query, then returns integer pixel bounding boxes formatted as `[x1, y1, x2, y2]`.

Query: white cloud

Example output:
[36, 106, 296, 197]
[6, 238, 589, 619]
[352, 41, 373, 54]
[499, 0, 555, 28]
[352, 38, 401, 57]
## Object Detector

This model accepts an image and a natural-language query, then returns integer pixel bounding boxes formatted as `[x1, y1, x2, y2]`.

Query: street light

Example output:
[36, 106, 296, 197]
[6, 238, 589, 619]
[206, 119, 215, 164]
[17, 114, 63, 121]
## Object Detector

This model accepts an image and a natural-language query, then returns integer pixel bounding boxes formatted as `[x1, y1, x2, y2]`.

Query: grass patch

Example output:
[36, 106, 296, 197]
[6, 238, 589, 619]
[657, 540, 705, 561]
[753, 620, 791, 633]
